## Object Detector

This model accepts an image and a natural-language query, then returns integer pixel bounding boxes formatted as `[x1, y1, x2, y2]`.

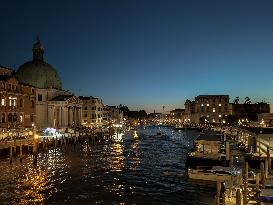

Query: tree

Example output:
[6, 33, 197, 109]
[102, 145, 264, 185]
[119, 105, 130, 116]
[139, 110, 147, 119]
[244, 97, 251, 104]
[233, 97, 239, 104]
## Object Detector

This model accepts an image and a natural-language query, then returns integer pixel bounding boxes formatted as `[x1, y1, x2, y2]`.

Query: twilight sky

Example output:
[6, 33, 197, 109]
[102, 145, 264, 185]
[1, 0, 273, 113]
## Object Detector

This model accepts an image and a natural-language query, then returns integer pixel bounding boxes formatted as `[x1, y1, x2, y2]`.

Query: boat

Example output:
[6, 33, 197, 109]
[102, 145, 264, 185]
[188, 166, 235, 182]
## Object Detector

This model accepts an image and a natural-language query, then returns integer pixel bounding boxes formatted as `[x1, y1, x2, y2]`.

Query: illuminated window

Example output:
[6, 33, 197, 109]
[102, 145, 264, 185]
[219, 104, 221, 106]
[20, 115, 23, 122]
[213, 108, 215, 112]
[201, 104, 204, 107]
[1, 98, 5, 106]
[207, 104, 209, 106]
[219, 115, 222, 118]
[212, 119, 215, 123]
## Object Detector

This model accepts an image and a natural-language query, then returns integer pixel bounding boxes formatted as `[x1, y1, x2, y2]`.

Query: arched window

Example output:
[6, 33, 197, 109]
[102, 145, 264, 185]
[2, 113, 5, 123]
[20, 99, 23, 107]
[13, 113, 17, 122]
[8, 113, 12, 122]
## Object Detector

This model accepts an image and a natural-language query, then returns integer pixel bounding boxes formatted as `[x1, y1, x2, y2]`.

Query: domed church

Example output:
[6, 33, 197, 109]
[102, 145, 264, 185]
[17, 36, 62, 90]
[16, 37, 82, 129]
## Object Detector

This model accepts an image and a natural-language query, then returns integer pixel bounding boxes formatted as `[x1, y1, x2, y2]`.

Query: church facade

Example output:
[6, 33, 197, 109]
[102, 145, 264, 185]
[16, 37, 82, 129]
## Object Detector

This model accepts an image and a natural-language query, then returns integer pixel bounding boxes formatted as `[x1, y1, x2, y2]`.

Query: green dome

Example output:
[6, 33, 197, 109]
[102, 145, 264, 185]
[17, 60, 62, 89]
[16, 36, 62, 90]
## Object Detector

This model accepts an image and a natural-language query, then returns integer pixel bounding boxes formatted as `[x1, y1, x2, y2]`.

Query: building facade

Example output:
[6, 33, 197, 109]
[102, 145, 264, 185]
[185, 95, 230, 124]
[170, 109, 185, 120]
[48, 95, 82, 128]
[231, 102, 270, 121]
[105, 106, 123, 125]
[79, 96, 104, 127]
[0, 66, 36, 131]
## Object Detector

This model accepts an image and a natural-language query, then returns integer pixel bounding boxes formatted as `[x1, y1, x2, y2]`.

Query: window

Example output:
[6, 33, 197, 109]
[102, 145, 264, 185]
[219, 115, 222, 118]
[85, 113, 87, 117]
[20, 114, 23, 122]
[8, 113, 12, 122]
[30, 114, 34, 122]
[13, 114, 17, 122]
[1, 113, 5, 123]
[31, 100, 34, 108]
[219, 104, 221, 107]
[1, 98, 5, 106]
[85, 106, 87, 110]
[201, 104, 204, 107]
[31, 88, 34, 94]
[213, 108, 215, 113]
[38, 94, 43, 101]
[207, 104, 209, 106]
[20, 99, 23, 107]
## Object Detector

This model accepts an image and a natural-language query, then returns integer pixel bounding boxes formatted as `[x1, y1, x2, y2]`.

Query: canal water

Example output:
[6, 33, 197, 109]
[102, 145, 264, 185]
[0, 126, 216, 205]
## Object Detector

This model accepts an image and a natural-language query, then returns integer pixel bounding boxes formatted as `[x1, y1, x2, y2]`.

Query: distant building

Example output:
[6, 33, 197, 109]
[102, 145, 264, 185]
[148, 112, 162, 120]
[231, 102, 270, 121]
[185, 95, 230, 124]
[258, 113, 273, 127]
[170, 109, 185, 120]
[104, 105, 123, 125]
[79, 96, 104, 127]
[0, 66, 36, 131]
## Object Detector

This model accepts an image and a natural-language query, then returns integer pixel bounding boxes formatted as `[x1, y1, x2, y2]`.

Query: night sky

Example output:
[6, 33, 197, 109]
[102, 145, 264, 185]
[1, 0, 273, 113]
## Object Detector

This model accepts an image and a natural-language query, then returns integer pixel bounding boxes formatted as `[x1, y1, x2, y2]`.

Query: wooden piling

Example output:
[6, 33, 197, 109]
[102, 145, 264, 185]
[236, 189, 241, 205]
[216, 181, 221, 205]
[261, 162, 265, 188]
[243, 162, 248, 205]
[42, 138, 45, 150]
[20, 143, 23, 163]
[9, 145, 12, 164]
[267, 146, 271, 175]
[33, 141, 37, 165]
[265, 158, 269, 178]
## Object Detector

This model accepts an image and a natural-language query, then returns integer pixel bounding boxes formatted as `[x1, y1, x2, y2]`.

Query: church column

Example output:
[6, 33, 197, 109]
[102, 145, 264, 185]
[73, 107, 76, 126]
[69, 107, 73, 127]
[59, 107, 62, 127]
[67, 107, 70, 126]
[63, 107, 68, 127]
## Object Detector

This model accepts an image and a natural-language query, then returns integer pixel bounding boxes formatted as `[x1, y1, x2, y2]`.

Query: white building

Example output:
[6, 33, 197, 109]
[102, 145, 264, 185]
[48, 95, 82, 128]
[79, 96, 104, 127]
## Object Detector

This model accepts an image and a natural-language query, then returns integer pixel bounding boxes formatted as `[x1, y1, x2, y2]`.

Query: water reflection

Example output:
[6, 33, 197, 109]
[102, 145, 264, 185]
[0, 127, 215, 205]
[16, 167, 48, 204]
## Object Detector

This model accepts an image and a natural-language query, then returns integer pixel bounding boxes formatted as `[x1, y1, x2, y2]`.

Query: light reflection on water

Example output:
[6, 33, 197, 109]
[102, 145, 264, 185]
[0, 126, 215, 205]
